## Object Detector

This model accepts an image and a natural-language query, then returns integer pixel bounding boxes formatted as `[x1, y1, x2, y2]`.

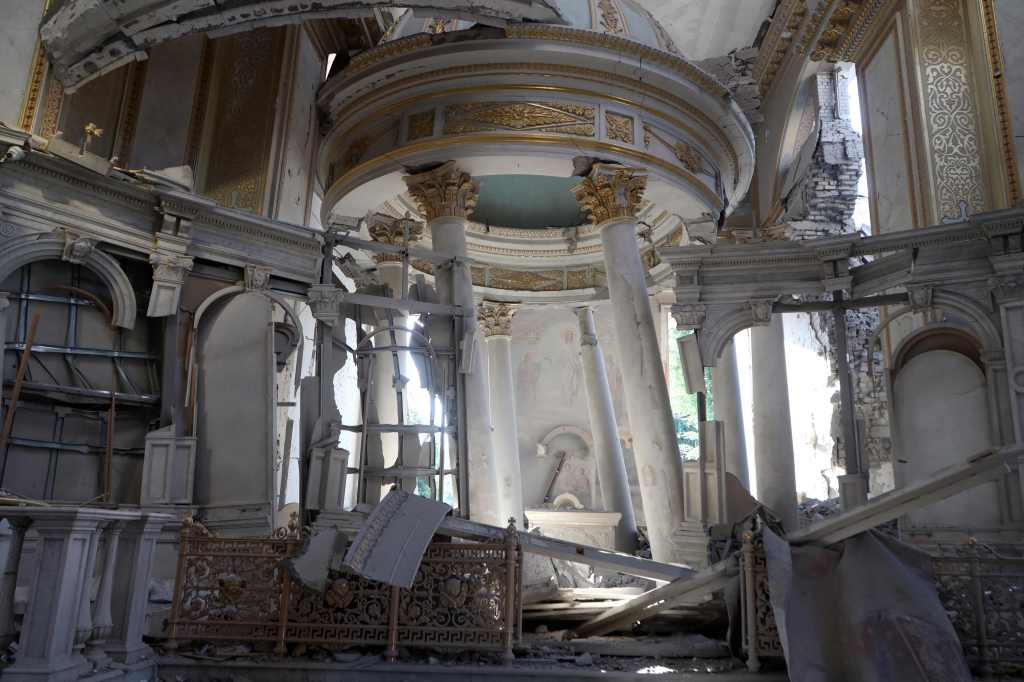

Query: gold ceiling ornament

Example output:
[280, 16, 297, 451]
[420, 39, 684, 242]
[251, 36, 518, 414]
[674, 141, 704, 175]
[605, 112, 634, 144]
[443, 101, 595, 136]
[477, 301, 519, 337]
[809, 0, 894, 63]
[367, 214, 425, 263]
[403, 161, 479, 221]
[407, 110, 435, 141]
[572, 163, 648, 225]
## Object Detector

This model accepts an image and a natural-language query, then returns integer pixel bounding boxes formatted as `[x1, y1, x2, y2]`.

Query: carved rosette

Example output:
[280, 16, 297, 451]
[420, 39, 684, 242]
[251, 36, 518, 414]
[478, 301, 518, 337]
[403, 161, 479, 222]
[571, 163, 648, 225]
[367, 215, 424, 263]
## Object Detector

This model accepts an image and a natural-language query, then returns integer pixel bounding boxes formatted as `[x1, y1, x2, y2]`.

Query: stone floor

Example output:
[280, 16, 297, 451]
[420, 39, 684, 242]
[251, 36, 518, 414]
[158, 656, 791, 681]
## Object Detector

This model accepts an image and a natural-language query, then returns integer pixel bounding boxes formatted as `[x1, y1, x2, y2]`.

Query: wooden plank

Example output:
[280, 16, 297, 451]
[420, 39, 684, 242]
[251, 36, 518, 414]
[573, 557, 737, 638]
[787, 446, 1021, 546]
[0, 313, 41, 465]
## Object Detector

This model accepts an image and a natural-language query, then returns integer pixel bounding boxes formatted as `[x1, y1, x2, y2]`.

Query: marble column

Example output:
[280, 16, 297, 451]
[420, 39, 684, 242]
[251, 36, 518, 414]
[711, 339, 749, 489]
[404, 162, 500, 526]
[478, 302, 525, 527]
[86, 521, 122, 662]
[367, 216, 425, 498]
[572, 164, 685, 563]
[575, 306, 637, 552]
[751, 315, 798, 530]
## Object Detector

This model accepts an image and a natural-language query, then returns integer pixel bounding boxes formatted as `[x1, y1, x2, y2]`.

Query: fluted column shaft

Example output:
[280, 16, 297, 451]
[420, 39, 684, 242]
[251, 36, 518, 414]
[576, 307, 637, 552]
[480, 303, 524, 527]
[751, 316, 798, 530]
[711, 339, 749, 490]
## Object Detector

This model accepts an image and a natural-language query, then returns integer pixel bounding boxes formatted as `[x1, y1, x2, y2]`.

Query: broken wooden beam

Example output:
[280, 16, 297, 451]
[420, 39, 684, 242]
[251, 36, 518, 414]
[339, 508, 693, 583]
[787, 446, 1021, 546]
[573, 557, 737, 638]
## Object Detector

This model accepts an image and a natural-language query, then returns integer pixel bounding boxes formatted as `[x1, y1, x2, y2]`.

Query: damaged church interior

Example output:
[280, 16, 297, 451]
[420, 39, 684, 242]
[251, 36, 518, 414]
[0, 0, 1023, 679]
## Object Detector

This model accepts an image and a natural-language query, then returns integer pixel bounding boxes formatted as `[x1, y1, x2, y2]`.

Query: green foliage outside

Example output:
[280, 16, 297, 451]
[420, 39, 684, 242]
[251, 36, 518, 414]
[667, 327, 712, 460]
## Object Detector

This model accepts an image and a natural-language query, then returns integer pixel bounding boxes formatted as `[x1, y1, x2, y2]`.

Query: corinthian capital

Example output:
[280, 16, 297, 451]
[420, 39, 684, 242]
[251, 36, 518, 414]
[367, 213, 424, 263]
[478, 301, 518, 337]
[403, 161, 479, 221]
[571, 163, 647, 225]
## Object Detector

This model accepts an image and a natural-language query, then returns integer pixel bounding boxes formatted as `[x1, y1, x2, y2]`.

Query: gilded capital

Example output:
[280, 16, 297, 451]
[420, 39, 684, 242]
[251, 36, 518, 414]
[478, 301, 518, 337]
[571, 163, 647, 225]
[367, 214, 424, 263]
[403, 161, 479, 221]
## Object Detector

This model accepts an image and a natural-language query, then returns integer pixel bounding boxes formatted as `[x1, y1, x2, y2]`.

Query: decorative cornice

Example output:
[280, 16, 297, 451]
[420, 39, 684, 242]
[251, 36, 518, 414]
[403, 161, 479, 221]
[980, 0, 1022, 205]
[572, 163, 648, 225]
[752, 0, 808, 97]
[478, 301, 518, 337]
[808, 0, 894, 63]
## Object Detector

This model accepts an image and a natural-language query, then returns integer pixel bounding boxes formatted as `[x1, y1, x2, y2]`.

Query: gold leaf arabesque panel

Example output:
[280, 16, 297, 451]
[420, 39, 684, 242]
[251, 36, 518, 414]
[443, 101, 596, 136]
[202, 28, 285, 215]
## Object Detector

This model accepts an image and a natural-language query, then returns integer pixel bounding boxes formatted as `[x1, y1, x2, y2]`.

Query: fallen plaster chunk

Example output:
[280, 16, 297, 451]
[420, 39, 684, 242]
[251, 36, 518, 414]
[282, 528, 348, 592]
[343, 489, 452, 588]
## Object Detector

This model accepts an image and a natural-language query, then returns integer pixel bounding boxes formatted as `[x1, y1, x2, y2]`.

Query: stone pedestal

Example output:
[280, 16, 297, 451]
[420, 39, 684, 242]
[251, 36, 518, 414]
[751, 315, 798, 530]
[575, 307, 637, 552]
[105, 515, 165, 665]
[0, 518, 28, 650]
[524, 510, 622, 551]
[141, 426, 196, 505]
[572, 164, 686, 564]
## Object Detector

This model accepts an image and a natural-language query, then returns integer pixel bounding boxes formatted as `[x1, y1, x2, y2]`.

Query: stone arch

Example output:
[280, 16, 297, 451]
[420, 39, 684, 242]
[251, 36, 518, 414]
[0, 233, 137, 329]
[700, 308, 758, 366]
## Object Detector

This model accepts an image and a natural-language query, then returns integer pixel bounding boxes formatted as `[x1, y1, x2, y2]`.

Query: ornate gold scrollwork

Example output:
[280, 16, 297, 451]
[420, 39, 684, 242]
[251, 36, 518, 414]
[572, 163, 648, 225]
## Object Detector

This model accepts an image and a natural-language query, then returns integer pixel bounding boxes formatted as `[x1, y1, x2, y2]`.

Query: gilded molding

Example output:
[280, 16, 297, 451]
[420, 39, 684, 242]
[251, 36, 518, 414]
[403, 161, 479, 221]
[477, 301, 518, 336]
[605, 112, 633, 144]
[572, 163, 648, 225]
[916, 0, 985, 220]
[752, 0, 808, 96]
[980, 0, 1022, 205]
[345, 34, 433, 75]
[408, 110, 435, 141]
[797, 0, 835, 56]
[326, 63, 738, 177]
[443, 101, 596, 136]
[809, 0, 895, 63]
[18, 44, 49, 132]
[38, 75, 63, 138]
[503, 25, 729, 98]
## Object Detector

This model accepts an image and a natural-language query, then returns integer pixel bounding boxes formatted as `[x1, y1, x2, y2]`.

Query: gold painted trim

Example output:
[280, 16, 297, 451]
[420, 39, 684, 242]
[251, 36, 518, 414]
[979, 0, 1021, 205]
[324, 132, 724, 217]
[326, 63, 739, 171]
[327, 82, 737, 183]
[18, 43, 48, 132]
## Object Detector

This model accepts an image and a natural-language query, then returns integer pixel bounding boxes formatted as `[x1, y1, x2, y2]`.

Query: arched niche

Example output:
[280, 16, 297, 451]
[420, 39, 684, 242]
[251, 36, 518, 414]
[891, 329, 1002, 529]
[0, 233, 137, 329]
[532, 425, 597, 510]
[189, 283, 302, 534]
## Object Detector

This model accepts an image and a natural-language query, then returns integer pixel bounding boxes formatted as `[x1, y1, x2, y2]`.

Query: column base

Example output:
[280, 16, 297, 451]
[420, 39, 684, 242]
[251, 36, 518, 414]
[673, 522, 711, 569]
[2, 654, 86, 682]
[838, 473, 869, 511]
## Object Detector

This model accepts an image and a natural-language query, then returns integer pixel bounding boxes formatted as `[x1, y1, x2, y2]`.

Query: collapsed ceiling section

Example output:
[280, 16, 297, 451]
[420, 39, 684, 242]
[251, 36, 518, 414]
[39, 0, 566, 91]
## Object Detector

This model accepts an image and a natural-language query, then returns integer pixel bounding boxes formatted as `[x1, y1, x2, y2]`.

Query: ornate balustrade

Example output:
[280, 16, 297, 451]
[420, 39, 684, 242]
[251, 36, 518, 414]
[740, 531, 1024, 676]
[166, 518, 522, 660]
[0, 507, 173, 681]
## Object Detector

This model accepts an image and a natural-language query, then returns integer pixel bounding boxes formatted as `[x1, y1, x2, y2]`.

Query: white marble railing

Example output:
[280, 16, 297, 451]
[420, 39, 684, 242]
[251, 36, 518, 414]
[0, 507, 173, 681]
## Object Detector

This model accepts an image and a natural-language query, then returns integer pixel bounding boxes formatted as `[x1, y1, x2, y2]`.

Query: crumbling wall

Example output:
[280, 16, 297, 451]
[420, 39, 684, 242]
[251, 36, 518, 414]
[779, 66, 893, 493]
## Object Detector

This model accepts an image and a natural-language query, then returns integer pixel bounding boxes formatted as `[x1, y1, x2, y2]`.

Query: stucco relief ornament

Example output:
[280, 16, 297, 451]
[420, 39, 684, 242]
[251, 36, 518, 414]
[150, 252, 194, 283]
[907, 285, 934, 311]
[403, 161, 479, 221]
[62, 233, 97, 264]
[672, 304, 706, 330]
[478, 301, 518, 337]
[571, 163, 648, 225]
[750, 298, 777, 325]
[367, 213, 424, 263]
[307, 284, 346, 325]
[243, 264, 272, 291]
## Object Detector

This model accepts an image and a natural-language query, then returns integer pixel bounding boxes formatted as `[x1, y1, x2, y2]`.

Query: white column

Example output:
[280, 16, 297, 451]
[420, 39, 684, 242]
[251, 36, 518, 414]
[573, 164, 685, 563]
[711, 339, 749, 490]
[74, 525, 103, 662]
[479, 302, 524, 527]
[405, 162, 500, 526]
[373, 262, 408, 478]
[87, 521, 122, 661]
[107, 514, 165, 664]
[751, 315, 798, 530]
[576, 306, 637, 552]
